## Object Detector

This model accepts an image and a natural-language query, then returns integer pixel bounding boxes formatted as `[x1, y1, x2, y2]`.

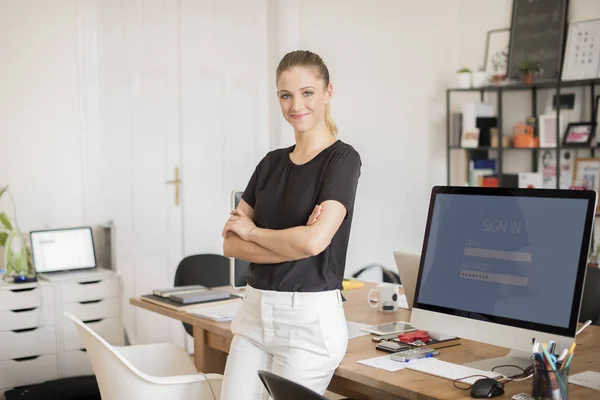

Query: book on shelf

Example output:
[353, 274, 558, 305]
[469, 159, 496, 186]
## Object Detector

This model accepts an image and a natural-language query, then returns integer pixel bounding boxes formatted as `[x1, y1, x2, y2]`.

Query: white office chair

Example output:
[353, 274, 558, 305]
[63, 312, 222, 400]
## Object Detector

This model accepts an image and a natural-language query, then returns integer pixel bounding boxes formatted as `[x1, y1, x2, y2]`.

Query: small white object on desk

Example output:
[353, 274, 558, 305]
[570, 371, 600, 391]
[346, 321, 370, 339]
[356, 354, 409, 372]
[185, 300, 242, 322]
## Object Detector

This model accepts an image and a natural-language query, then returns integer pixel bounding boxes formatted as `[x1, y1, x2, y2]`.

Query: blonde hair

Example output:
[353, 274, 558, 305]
[276, 50, 338, 137]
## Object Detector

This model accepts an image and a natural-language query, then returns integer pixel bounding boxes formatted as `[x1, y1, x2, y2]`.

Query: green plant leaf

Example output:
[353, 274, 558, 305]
[0, 232, 7, 247]
[0, 186, 7, 200]
[0, 212, 12, 230]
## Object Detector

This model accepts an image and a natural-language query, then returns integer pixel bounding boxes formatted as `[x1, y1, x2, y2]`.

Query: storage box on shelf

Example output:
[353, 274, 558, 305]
[0, 274, 123, 397]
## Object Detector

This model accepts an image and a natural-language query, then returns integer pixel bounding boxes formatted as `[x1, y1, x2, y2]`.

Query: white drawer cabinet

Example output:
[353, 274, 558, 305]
[0, 354, 58, 389]
[63, 350, 94, 377]
[0, 306, 55, 331]
[0, 326, 57, 360]
[62, 297, 120, 321]
[0, 273, 122, 395]
[61, 278, 120, 303]
[0, 284, 54, 311]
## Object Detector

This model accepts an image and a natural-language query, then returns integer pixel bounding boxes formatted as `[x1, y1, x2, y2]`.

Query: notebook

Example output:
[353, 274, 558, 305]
[185, 300, 243, 322]
[140, 293, 241, 311]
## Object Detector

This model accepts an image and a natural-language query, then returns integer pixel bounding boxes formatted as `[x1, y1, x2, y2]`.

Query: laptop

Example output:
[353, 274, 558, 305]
[30, 226, 113, 281]
[393, 251, 421, 309]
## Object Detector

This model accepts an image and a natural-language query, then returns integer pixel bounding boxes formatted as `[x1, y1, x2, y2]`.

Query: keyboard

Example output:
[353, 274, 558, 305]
[405, 358, 504, 385]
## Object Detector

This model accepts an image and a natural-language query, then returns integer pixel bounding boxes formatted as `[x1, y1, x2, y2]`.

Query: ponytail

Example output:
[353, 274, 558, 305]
[324, 103, 338, 137]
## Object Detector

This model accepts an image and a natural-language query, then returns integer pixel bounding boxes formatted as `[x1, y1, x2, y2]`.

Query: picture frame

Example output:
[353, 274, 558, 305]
[595, 96, 600, 140]
[573, 158, 600, 213]
[483, 28, 510, 79]
[538, 114, 557, 148]
[562, 122, 595, 148]
[506, 0, 568, 82]
[561, 18, 600, 81]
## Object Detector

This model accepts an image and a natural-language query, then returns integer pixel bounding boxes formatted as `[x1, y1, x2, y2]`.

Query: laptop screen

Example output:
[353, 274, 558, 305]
[31, 227, 97, 273]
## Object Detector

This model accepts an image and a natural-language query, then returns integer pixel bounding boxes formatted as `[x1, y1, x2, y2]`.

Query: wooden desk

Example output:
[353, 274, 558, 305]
[131, 284, 600, 399]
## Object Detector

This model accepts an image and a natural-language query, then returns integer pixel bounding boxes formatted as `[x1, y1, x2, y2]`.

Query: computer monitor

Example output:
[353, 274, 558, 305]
[230, 190, 250, 288]
[30, 227, 97, 273]
[410, 186, 596, 372]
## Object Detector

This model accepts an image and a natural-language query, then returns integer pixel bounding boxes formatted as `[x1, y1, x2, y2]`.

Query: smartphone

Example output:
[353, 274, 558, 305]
[375, 341, 412, 353]
[390, 347, 437, 362]
[361, 321, 417, 336]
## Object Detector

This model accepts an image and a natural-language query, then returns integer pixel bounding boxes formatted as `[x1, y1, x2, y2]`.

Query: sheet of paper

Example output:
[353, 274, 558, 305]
[356, 354, 408, 372]
[570, 371, 600, 391]
[397, 294, 409, 309]
[346, 321, 370, 339]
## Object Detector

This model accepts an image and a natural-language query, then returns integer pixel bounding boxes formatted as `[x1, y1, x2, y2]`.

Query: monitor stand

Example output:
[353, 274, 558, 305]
[464, 349, 532, 377]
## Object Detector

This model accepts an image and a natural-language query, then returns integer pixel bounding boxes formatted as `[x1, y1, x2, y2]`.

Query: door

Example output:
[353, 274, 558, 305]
[178, 0, 271, 350]
[95, 0, 185, 347]
[95, 0, 270, 348]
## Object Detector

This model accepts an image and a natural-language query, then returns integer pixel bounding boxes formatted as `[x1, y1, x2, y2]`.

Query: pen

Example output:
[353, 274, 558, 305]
[560, 342, 576, 370]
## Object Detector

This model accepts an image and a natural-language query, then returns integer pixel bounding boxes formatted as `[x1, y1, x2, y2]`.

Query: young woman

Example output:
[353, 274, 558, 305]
[220, 50, 362, 399]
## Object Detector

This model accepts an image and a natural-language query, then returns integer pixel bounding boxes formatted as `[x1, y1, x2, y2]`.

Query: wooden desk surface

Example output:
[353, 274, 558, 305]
[131, 284, 600, 400]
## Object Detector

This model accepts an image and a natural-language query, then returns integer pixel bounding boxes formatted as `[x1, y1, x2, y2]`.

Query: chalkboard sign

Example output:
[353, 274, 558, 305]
[507, 0, 569, 82]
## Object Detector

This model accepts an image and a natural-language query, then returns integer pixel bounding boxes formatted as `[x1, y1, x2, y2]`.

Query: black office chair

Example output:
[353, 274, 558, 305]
[352, 263, 400, 284]
[579, 266, 600, 325]
[257, 370, 329, 400]
[174, 254, 230, 336]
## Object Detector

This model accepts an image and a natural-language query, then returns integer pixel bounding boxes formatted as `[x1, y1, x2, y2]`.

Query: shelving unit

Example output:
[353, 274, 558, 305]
[446, 78, 600, 188]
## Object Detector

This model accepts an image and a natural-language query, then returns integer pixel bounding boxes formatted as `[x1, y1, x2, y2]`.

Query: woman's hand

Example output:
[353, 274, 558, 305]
[306, 204, 322, 226]
[222, 209, 257, 241]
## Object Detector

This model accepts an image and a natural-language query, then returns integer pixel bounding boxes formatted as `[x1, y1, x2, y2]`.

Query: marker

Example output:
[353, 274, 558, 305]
[560, 342, 576, 370]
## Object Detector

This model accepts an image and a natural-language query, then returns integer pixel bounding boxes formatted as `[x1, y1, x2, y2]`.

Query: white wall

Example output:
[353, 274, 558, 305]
[0, 0, 83, 232]
[270, 0, 460, 276]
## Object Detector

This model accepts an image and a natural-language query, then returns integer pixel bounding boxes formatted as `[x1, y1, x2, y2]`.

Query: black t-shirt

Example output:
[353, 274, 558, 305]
[241, 139, 362, 292]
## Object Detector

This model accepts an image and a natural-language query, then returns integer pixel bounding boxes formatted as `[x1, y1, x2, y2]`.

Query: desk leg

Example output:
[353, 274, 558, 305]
[193, 325, 227, 373]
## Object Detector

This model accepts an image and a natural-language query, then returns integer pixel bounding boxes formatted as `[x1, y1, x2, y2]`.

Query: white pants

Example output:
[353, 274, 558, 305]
[220, 285, 348, 399]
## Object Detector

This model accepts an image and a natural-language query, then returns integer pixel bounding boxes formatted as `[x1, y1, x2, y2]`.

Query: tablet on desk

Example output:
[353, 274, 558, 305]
[360, 322, 417, 336]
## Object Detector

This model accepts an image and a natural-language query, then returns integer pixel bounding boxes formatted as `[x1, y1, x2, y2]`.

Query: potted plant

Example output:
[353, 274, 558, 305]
[0, 186, 31, 279]
[518, 60, 540, 84]
[456, 67, 472, 88]
[491, 50, 508, 83]
[472, 66, 489, 88]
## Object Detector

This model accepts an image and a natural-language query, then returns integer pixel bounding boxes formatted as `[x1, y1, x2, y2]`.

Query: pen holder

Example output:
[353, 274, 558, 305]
[532, 364, 570, 400]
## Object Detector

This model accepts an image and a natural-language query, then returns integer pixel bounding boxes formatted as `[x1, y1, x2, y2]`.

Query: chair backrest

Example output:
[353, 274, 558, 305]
[63, 312, 155, 400]
[257, 370, 327, 400]
[580, 266, 600, 325]
[63, 312, 218, 400]
[174, 254, 230, 336]
[351, 263, 401, 285]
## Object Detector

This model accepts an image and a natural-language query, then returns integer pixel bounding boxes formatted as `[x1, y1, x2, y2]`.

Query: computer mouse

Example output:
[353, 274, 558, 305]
[470, 378, 504, 398]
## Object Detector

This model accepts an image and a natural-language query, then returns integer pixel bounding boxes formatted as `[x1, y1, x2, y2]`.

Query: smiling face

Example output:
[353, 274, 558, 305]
[277, 66, 332, 134]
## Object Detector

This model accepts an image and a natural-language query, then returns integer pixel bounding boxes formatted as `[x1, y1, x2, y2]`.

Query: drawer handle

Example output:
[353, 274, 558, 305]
[77, 280, 101, 285]
[12, 327, 38, 333]
[9, 287, 36, 293]
[79, 349, 88, 353]
[79, 299, 102, 305]
[13, 355, 40, 362]
[11, 307, 37, 313]
[83, 318, 103, 324]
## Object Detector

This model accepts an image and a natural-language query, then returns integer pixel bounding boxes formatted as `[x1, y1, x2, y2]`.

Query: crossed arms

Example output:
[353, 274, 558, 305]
[222, 199, 347, 264]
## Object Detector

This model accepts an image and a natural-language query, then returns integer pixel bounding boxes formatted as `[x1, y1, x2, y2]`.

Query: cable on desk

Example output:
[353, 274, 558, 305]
[452, 363, 533, 391]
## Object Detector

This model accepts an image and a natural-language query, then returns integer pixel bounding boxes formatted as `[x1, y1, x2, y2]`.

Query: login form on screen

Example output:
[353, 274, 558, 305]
[417, 194, 588, 328]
